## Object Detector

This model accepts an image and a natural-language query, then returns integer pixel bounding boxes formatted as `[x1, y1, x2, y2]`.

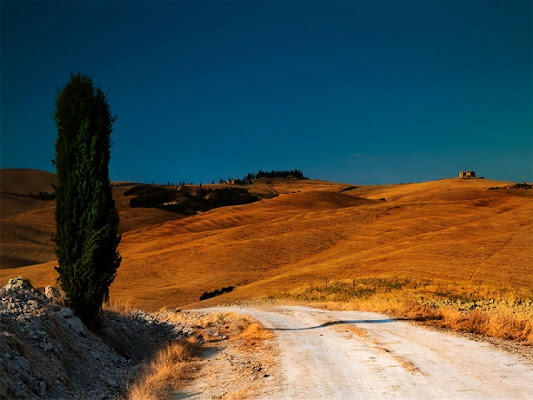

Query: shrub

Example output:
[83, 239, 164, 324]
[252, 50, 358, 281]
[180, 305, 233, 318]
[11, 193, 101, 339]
[511, 182, 531, 189]
[200, 286, 235, 301]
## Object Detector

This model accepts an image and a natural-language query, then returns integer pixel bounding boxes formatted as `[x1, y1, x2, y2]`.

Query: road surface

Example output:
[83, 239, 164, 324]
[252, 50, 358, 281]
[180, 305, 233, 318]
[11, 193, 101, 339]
[206, 305, 533, 399]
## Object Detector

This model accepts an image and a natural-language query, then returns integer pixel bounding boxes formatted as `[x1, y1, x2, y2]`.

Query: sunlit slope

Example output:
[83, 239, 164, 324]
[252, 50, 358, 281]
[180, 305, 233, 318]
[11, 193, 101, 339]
[0, 170, 183, 268]
[118, 179, 533, 310]
[1, 169, 57, 268]
[0, 169, 332, 270]
[0, 195, 56, 268]
[1, 177, 531, 311]
[0, 169, 56, 196]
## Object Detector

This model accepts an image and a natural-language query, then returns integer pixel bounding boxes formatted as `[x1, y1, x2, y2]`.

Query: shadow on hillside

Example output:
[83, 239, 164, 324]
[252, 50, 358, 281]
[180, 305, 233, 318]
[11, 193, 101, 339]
[270, 318, 395, 331]
[98, 310, 182, 364]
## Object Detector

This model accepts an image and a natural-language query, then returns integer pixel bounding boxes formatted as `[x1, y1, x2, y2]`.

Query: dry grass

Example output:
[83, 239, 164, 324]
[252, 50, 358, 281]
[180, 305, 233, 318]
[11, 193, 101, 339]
[2, 174, 531, 315]
[129, 312, 274, 400]
[272, 277, 533, 344]
[112, 310, 273, 400]
[187, 312, 274, 348]
[125, 337, 199, 400]
[238, 320, 274, 347]
[103, 297, 136, 315]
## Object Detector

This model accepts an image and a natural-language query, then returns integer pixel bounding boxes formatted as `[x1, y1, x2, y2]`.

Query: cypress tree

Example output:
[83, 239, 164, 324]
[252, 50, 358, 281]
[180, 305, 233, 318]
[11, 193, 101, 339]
[53, 72, 121, 327]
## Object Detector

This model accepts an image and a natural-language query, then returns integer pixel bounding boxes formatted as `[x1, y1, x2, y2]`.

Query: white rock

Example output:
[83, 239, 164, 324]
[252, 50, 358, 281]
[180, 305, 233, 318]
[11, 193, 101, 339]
[16, 356, 30, 372]
[39, 381, 46, 396]
[106, 378, 118, 388]
[7, 276, 32, 290]
[44, 285, 62, 300]
[27, 300, 38, 308]
[56, 308, 85, 334]
[43, 343, 54, 352]
[65, 316, 85, 334]
[57, 308, 73, 318]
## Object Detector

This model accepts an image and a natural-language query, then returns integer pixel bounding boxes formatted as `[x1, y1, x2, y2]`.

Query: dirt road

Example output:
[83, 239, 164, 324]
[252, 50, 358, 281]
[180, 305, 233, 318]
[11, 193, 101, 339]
[204, 306, 533, 399]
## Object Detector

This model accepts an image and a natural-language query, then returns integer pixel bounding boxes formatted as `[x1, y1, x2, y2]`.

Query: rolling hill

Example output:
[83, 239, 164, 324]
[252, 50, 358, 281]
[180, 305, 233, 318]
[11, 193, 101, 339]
[0, 169, 531, 311]
[0, 169, 57, 268]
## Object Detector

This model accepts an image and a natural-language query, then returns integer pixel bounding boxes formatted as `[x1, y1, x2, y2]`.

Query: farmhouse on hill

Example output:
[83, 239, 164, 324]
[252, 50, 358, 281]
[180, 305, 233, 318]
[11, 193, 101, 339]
[227, 178, 245, 185]
[459, 171, 476, 179]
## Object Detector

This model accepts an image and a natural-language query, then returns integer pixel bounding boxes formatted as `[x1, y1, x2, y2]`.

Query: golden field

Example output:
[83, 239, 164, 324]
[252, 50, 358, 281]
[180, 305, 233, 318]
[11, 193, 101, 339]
[1, 168, 531, 316]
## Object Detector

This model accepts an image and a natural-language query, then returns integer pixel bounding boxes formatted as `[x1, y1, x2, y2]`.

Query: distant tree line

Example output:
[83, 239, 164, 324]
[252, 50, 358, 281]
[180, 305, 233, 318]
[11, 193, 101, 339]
[168, 169, 307, 187]
[246, 169, 306, 180]
[511, 182, 531, 189]
[125, 184, 259, 214]
[1, 191, 56, 201]
[29, 191, 56, 200]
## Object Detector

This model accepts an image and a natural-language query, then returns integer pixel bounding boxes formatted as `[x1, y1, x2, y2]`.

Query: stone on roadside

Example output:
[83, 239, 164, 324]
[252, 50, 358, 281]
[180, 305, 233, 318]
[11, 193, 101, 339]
[55, 308, 85, 335]
[106, 378, 118, 388]
[45, 286, 63, 301]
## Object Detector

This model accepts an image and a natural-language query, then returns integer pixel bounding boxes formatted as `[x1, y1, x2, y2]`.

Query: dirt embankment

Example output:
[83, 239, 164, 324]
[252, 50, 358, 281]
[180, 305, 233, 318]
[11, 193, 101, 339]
[0, 277, 276, 400]
[0, 277, 194, 399]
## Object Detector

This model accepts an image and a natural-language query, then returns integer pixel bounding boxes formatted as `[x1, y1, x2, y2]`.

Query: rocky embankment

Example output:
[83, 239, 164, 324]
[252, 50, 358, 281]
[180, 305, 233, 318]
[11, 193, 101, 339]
[0, 277, 193, 399]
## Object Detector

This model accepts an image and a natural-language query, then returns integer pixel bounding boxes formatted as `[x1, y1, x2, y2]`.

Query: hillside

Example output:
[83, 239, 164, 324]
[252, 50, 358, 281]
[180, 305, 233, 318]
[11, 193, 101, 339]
[0, 169, 531, 311]
[0, 169, 57, 268]
[0, 169, 56, 196]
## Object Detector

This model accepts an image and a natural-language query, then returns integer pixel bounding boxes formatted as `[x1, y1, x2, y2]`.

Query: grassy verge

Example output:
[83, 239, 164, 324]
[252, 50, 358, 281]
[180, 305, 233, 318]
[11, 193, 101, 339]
[125, 338, 199, 400]
[123, 311, 273, 400]
[237, 318, 274, 347]
[268, 277, 533, 344]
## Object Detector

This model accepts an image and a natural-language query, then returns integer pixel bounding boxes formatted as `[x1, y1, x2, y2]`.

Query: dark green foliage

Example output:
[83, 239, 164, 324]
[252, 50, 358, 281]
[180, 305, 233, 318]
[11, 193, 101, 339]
[32, 191, 56, 201]
[510, 182, 531, 189]
[53, 72, 121, 327]
[246, 169, 306, 180]
[489, 182, 532, 190]
[124, 185, 175, 206]
[200, 286, 235, 301]
[204, 187, 257, 207]
[125, 185, 259, 214]
[0, 191, 55, 200]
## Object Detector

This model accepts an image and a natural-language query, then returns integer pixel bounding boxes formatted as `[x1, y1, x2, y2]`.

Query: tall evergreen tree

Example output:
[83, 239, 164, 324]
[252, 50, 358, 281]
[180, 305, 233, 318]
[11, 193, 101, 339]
[53, 72, 121, 327]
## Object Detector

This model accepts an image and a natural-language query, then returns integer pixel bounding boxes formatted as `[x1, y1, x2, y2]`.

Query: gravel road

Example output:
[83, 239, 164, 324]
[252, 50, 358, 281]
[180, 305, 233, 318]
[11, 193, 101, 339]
[206, 305, 533, 399]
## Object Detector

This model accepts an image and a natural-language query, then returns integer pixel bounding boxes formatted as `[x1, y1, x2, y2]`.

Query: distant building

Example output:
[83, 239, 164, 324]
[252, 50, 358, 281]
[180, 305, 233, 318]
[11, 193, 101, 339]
[227, 178, 245, 185]
[459, 171, 476, 179]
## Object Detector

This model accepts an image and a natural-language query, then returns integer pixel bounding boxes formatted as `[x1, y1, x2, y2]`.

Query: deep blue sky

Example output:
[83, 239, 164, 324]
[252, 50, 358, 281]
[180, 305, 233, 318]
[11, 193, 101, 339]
[1, 1, 531, 184]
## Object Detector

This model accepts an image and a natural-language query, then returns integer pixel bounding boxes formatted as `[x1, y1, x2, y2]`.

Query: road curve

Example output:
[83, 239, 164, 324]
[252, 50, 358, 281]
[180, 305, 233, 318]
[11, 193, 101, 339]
[206, 305, 533, 399]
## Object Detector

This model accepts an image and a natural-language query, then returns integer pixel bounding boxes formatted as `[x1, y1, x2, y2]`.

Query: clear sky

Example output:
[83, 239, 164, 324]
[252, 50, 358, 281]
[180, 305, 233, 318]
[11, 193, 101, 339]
[1, 1, 531, 185]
